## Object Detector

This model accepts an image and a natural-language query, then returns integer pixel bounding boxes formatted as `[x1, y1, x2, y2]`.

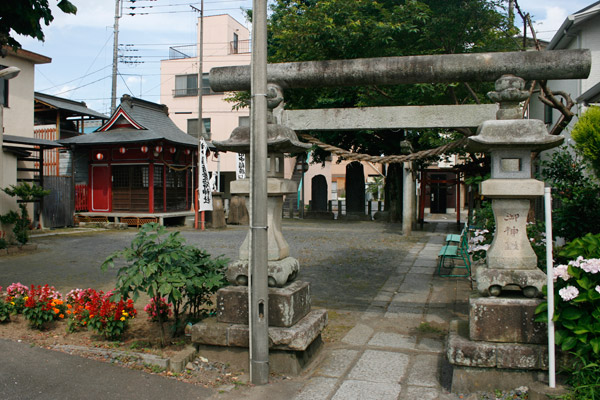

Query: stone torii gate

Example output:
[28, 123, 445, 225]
[207, 49, 591, 386]
[211, 49, 590, 235]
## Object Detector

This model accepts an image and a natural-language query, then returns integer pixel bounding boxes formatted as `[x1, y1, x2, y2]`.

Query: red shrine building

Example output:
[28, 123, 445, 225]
[60, 96, 202, 225]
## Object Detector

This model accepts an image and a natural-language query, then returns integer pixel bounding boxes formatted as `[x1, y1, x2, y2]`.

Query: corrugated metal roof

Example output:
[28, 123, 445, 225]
[547, 1, 600, 50]
[35, 92, 108, 119]
[3, 134, 63, 148]
[59, 95, 213, 148]
[577, 82, 600, 105]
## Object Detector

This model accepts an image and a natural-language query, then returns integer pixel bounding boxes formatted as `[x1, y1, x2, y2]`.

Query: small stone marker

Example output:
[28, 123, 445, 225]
[345, 162, 366, 217]
[311, 175, 328, 212]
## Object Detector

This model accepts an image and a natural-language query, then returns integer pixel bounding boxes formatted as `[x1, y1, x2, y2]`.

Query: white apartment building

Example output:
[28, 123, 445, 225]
[529, 2, 600, 134]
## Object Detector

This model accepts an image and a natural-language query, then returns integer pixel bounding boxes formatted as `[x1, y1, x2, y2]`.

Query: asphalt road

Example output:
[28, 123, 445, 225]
[0, 339, 213, 400]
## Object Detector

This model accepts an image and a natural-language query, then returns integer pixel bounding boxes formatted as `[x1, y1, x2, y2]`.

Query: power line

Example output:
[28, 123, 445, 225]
[125, 6, 246, 16]
[126, 0, 250, 9]
[74, 33, 114, 100]
[52, 76, 112, 96]
[39, 65, 112, 92]
[118, 72, 135, 96]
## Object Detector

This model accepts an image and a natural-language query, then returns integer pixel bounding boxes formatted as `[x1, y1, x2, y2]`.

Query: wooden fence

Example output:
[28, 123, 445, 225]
[34, 127, 60, 176]
[42, 177, 74, 228]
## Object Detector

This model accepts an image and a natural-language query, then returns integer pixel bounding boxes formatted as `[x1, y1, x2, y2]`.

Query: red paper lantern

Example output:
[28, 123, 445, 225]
[95, 153, 104, 160]
[119, 147, 126, 154]
[185, 149, 191, 155]
[141, 145, 148, 153]
[155, 146, 163, 153]
[169, 147, 176, 154]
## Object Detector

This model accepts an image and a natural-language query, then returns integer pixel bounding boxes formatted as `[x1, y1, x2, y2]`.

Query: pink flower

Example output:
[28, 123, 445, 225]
[596, 285, 600, 294]
[580, 258, 600, 274]
[553, 265, 570, 282]
[559, 286, 579, 301]
[569, 256, 585, 268]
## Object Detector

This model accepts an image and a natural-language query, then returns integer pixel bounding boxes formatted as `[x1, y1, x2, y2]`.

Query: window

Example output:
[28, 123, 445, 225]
[187, 118, 211, 140]
[232, 33, 239, 54]
[238, 116, 249, 127]
[174, 74, 198, 97]
[0, 65, 9, 106]
[201, 73, 221, 95]
[201, 73, 210, 95]
[544, 103, 553, 125]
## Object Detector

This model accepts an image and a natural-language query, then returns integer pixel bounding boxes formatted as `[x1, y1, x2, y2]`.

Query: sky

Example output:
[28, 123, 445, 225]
[11, 0, 596, 117]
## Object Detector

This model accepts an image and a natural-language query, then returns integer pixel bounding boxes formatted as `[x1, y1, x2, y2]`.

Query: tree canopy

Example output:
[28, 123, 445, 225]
[267, 0, 520, 161]
[0, 0, 77, 49]
[263, 0, 521, 220]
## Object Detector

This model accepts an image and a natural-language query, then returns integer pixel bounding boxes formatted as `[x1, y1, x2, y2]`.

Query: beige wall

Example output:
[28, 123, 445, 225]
[1, 48, 49, 235]
[1, 53, 36, 139]
[160, 14, 385, 203]
[0, 152, 18, 217]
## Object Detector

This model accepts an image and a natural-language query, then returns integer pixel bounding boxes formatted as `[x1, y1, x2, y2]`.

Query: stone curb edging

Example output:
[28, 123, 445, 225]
[52, 344, 198, 373]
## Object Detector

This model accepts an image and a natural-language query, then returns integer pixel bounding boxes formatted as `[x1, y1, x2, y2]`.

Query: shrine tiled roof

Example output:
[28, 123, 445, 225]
[59, 95, 211, 148]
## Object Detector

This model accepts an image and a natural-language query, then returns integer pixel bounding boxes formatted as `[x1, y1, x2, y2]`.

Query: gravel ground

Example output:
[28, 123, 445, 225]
[1, 219, 411, 313]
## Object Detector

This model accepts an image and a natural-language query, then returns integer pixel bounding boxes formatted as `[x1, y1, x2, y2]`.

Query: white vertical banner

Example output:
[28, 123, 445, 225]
[236, 153, 246, 179]
[199, 138, 213, 211]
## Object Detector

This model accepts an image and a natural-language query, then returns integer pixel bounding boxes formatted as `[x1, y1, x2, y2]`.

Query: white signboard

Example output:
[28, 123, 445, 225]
[236, 153, 246, 179]
[199, 138, 213, 211]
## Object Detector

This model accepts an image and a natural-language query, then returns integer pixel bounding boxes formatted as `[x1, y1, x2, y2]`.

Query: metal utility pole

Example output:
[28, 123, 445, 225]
[111, 0, 121, 113]
[191, 1, 205, 229]
[249, 0, 269, 385]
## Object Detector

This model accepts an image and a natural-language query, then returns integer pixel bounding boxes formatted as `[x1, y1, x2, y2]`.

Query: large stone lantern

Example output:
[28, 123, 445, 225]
[214, 85, 311, 287]
[192, 85, 325, 375]
[468, 75, 563, 298]
[447, 75, 562, 390]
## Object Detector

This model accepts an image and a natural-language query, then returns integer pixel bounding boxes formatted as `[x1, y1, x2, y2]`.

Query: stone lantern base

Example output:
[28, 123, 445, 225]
[476, 268, 547, 298]
[226, 257, 300, 288]
[446, 294, 549, 392]
[191, 281, 327, 375]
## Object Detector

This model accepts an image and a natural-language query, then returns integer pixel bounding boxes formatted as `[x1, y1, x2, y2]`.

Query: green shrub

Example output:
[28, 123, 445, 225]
[572, 106, 600, 178]
[527, 221, 553, 272]
[541, 147, 600, 242]
[560, 354, 600, 400]
[560, 233, 600, 261]
[0, 183, 50, 244]
[102, 223, 227, 345]
[0, 287, 10, 323]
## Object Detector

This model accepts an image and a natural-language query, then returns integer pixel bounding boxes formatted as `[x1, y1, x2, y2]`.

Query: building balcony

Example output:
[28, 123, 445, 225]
[229, 39, 251, 55]
[169, 45, 196, 60]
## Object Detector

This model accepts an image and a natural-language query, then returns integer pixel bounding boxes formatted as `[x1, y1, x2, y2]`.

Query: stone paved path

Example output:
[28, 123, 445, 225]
[291, 222, 471, 400]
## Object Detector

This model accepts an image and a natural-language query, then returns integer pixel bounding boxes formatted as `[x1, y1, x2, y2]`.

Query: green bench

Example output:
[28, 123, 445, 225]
[437, 224, 471, 277]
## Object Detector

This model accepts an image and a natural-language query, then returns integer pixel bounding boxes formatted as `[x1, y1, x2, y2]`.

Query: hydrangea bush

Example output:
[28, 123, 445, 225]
[468, 228, 491, 262]
[536, 234, 600, 365]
